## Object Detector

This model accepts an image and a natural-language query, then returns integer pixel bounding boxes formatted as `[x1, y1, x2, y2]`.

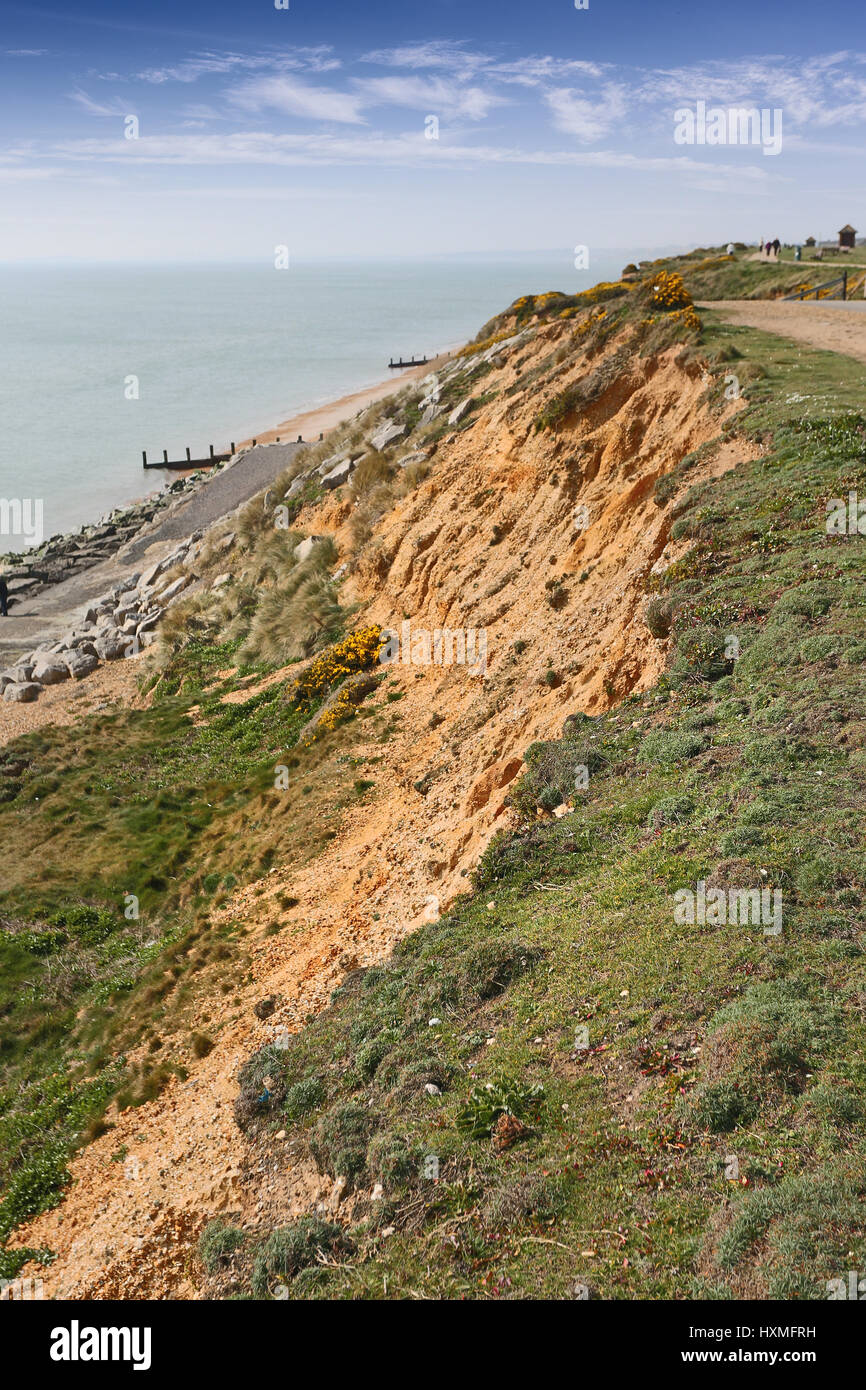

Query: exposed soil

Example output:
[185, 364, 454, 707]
[0, 652, 145, 746]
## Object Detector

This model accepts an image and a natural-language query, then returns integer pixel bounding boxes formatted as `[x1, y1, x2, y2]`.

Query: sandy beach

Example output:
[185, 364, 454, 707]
[234, 349, 455, 450]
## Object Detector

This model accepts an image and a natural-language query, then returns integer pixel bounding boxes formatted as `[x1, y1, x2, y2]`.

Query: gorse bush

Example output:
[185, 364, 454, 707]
[288, 626, 384, 707]
[643, 270, 693, 310]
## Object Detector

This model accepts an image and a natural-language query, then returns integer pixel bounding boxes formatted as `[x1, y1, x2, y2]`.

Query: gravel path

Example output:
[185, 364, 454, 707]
[700, 299, 866, 364]
[121, 441, 304, 563]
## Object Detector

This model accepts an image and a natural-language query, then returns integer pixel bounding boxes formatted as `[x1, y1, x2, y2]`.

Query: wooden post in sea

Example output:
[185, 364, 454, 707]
[142, 450, 147, 466]
[163, 450, 168, 464]
[231, 442, 235, 454]
[185, 447, 191, 462]
[209, 444, 214, 459]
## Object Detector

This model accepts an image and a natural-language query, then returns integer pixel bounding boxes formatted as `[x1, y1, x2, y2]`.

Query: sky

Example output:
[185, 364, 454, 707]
[0, 0, 864, 261]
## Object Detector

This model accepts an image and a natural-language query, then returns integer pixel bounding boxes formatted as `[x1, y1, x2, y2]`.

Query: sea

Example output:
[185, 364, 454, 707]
[0, 250, 656, 552]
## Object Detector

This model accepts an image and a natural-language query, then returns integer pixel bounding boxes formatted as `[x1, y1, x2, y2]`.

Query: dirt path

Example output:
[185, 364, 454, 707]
[700, 299, 866, 364]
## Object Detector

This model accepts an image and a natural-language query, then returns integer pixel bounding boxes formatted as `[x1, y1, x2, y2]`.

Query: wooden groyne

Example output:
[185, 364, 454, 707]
[141, 432, 319, 469]
[142, 444, 233, 470]
[388, 356, 429, 369]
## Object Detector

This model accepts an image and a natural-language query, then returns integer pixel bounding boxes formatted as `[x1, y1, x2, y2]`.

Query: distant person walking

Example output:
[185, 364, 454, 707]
[772, 238, 781, 258]
[765, 241, 773, 258]
[0, 573, 8, 617]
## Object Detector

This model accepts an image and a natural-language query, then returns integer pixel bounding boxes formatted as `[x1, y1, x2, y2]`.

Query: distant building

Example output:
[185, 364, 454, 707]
[804, 236, 816, 247]
[838, 224, 857, 249]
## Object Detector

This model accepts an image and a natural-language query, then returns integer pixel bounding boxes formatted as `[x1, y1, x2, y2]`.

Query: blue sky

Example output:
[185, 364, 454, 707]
[1, 0, 864, 260]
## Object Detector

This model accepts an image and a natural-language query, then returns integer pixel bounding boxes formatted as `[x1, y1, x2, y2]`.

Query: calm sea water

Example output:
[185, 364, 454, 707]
[0, 252, 648, 551]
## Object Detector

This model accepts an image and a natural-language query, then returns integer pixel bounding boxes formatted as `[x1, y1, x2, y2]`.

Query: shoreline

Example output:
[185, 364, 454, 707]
[232, 348, 456, 451]
[0, 344, 462, 661]
[225, 346, 453, 450]
[0, 348, 459, 564]
[141, 348, 458, 487]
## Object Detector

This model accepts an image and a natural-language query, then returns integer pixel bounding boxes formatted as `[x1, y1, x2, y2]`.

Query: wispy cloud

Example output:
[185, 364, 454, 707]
[40, 128, 781, 189]
[633, 53, 866, 129]
[545, 85, 627, 142]
[228, 76, 366, 125]
[134, 46, 340, 84]
[355, 75, 506, 120]
[494, 56, 605, 86]
[68, 89, 131, 118]
[360, 42, 491, 80]
[359, 44, 604, 88]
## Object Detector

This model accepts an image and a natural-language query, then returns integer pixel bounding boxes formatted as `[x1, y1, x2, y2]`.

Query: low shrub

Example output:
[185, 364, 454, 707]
[199, 1220, 246, 1274]
[250, 1218, 350, 1295]
[638, 730, 706, 765]
[309, 1102, 377, 1182]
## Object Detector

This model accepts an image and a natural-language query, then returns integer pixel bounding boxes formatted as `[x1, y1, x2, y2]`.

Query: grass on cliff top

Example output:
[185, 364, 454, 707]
[208, 319, 866, 1302]
[469, 245, 834, 351]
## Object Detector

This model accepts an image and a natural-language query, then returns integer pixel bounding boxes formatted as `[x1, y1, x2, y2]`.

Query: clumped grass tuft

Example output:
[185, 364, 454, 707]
[199, 1221, 246, 1274]
[250, 1218, 351, 1295]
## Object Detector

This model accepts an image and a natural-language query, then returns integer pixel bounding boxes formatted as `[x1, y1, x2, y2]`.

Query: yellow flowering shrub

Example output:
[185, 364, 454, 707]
[670, 305, 702, 333]
[289, 625, 384, 708]
[636, 305, 701, 338]
[569, 307, 607, 334]
[647, 271, 692, 310]
[314, 679, 371, 736]
[570, 280, 632, 308]
[457, 329, 513, 359]
[689, 255, 735, 272]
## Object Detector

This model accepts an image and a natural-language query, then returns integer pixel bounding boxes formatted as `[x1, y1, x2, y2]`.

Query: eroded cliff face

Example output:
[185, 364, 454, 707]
[16, 318, 755, 1299]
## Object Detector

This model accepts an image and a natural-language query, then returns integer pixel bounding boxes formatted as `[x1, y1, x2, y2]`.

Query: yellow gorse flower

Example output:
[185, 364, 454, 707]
[457, 329, 514, 359]
[290, 625, 384, 708]
[647, 270, 692, 310]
